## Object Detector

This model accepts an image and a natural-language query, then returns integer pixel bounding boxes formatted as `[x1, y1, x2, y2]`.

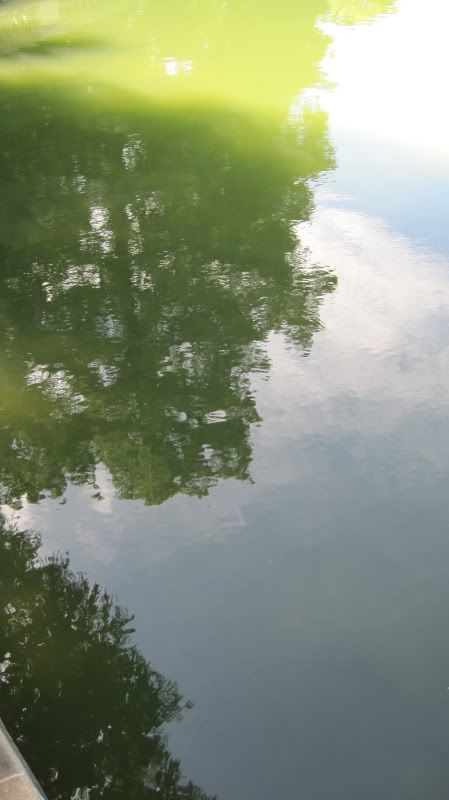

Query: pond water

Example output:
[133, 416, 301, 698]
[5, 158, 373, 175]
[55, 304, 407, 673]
[1, 0, 449, 797]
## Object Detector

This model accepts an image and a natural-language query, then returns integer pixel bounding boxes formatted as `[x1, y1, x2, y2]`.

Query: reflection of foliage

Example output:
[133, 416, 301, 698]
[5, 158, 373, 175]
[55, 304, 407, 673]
[0, 87, 336, 508]
[0, 0, 397, 103]
[0, 0, 395, 508]
[326, 0, 396, 24]
[0, 515, 215, 799]
[0, 0, 330, 108]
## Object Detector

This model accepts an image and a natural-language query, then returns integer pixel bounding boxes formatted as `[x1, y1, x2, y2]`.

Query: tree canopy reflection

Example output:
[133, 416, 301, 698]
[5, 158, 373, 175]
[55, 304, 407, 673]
[0, 0, 395, 507]
[0, 514, 215, 799]
[0, 93, 339, 507]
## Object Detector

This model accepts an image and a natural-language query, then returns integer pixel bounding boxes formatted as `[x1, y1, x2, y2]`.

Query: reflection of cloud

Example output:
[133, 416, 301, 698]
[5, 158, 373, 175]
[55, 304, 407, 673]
[318, 0, 449, 168]
[297, 206, 449, 412]
[253, 205, 449, 491]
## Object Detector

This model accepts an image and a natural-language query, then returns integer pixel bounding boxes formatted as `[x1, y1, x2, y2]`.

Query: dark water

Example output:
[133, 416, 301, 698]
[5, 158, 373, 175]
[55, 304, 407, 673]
[1, 0, 449, 797]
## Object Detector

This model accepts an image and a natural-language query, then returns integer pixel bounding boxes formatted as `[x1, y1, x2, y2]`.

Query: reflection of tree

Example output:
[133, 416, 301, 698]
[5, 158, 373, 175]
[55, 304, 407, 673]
[0, 88, 336, 507]
[0, 0, 396, 104]
[0, 514, 215, 799]
[326, 0, 396, 25]
[0, 0, 395, 507]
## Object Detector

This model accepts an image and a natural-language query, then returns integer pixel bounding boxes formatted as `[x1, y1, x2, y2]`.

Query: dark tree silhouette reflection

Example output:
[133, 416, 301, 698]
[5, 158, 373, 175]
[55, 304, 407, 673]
[0, 514, 215, 799]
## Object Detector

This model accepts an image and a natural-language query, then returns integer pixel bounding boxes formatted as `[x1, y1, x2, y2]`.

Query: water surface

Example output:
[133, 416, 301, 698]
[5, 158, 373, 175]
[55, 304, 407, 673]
[1, 0, 449, 798]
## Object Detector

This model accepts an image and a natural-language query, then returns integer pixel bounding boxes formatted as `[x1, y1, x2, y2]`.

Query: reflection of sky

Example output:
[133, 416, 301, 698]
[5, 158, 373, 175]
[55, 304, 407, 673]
[320, 0, 449, 168]
[315, 0, 449, 250]
[316, 144, 449, 251]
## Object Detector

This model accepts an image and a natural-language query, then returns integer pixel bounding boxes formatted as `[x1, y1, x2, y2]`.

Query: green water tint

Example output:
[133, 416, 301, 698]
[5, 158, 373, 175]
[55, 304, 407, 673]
[0, 514, 214, 799]
[0, 0, 394, 109]
[0, 0, 394, 508]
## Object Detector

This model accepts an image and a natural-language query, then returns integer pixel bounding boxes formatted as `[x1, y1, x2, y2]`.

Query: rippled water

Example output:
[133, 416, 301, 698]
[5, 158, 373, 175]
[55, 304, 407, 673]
[1, 0, 449, 797]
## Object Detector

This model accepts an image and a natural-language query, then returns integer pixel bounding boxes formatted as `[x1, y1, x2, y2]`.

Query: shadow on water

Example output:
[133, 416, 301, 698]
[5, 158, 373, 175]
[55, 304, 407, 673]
[0, 513, 216, 799]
